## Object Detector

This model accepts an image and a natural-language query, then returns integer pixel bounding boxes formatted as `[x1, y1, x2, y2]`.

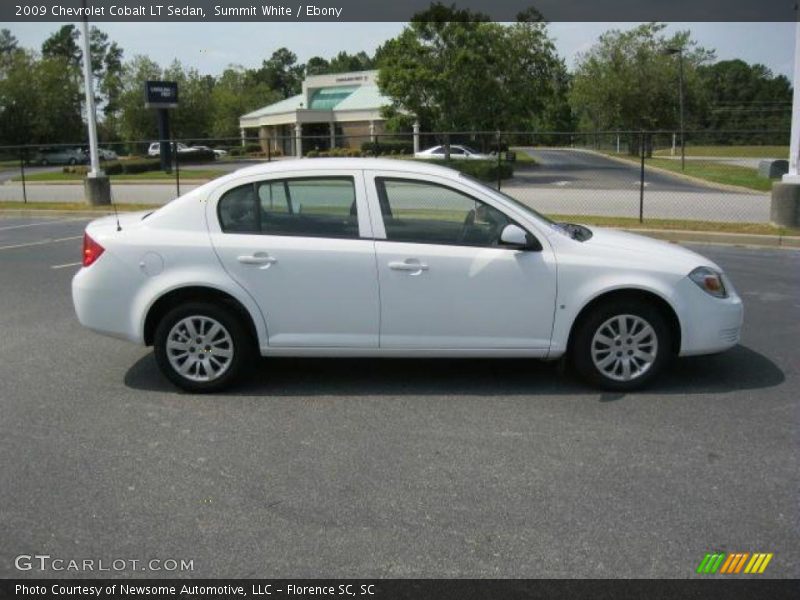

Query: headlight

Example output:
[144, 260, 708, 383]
[688, 267, 728, 298]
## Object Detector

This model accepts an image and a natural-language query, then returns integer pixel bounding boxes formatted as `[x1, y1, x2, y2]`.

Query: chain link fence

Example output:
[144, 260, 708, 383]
[0, 129, 788, 225]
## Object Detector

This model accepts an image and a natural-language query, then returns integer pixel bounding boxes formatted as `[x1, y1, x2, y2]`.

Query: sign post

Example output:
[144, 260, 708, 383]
[145, 80, 178, 172]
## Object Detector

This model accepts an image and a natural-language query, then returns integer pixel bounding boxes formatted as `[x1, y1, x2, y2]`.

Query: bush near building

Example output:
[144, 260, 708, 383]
[414, 159, 514, 182]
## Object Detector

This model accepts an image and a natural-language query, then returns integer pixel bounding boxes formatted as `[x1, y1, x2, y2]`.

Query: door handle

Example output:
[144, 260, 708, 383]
[237, 253, 277, 268]
[389, 259, 429, 275]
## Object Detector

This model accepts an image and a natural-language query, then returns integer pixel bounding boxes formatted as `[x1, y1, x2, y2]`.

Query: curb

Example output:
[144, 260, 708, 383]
[624, 227, 800, 249]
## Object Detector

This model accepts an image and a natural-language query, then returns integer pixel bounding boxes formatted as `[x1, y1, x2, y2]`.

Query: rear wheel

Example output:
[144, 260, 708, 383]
[154, 302, 253, 393]
[571, 300, 672, 391]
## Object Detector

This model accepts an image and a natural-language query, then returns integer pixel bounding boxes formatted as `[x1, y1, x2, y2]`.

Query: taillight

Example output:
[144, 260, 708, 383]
[82, 232, 105, 267]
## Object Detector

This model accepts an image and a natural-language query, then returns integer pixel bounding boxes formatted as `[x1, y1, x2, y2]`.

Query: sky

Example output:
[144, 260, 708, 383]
[5, 21, 795, 80]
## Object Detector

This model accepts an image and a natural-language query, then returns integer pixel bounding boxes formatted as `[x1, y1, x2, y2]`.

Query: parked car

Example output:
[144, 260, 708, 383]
[98, 148, 119, 161]
[72, 158, 743, 393]
[415, 144, 493, 160]
[192, 145, 228, 158]
[32, 147, 87, 166]
[147, 142, 203, 157]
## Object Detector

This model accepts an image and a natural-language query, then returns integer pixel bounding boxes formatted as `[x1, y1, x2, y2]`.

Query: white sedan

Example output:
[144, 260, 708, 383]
[415, 144, 493, 160]
[72, 158, 743, 392]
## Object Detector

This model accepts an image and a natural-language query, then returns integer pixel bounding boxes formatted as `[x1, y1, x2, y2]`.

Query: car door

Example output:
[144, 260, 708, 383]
[207, 170, 380, 348]
[364, 171, 557, 350]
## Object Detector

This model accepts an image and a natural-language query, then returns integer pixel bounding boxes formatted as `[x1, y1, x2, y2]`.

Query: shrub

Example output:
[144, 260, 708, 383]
[177, 149, 216, 164]
[414, 159, 513, 182]
[361, 140, 413, 156]
[244, 143, 261, 154]
[120, 158, 161, 174]
[63, 162, 123, 176]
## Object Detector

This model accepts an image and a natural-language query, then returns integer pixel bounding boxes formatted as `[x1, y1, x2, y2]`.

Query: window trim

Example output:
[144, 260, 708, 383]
[217, 175, 361, 240]
[373, 176, 538, 250]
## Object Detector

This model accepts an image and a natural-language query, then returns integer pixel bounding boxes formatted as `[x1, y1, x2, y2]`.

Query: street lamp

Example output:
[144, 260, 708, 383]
[663, 46, 685, 172]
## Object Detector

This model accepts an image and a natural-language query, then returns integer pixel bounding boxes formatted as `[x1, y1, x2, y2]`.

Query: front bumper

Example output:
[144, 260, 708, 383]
[676, 277, 744, 356]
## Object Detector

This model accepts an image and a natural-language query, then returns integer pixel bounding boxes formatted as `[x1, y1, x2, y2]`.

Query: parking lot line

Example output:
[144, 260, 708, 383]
[0, 217, 89, 231]
[0, 235, 82, 251]
[51, 262, 83, 270]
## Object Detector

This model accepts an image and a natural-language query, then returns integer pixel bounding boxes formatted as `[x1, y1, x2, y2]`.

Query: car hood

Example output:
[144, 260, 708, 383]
[576, 226, 721, 272]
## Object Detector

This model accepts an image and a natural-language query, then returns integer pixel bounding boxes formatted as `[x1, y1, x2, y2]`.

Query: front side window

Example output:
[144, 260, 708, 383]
[218, 177, 358, 238]
[376, 178, 513, 247]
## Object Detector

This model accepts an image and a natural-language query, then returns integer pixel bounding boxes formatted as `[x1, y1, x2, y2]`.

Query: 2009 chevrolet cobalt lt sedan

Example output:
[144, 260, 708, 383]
[72, 158, 743, 392]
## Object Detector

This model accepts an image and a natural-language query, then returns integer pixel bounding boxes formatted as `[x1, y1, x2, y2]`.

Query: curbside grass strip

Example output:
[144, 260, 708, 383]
[580, 148, 770, 195]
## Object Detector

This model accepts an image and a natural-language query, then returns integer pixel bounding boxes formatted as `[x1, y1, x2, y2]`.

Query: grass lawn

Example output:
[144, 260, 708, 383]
[510, 149, 536, 163]
[1, 201, 796, 238]
[548, 214, 799, 237]
[600, 151, 772, 192]
[646, 158, 772, 192]
[653, 145, 788, 159]
[13, 169, 227, 183]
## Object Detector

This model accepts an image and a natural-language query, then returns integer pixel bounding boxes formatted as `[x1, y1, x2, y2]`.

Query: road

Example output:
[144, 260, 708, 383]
[0, 214, 797, 579]
[505, 148, 770, 222]
[516, 147, 722, 192]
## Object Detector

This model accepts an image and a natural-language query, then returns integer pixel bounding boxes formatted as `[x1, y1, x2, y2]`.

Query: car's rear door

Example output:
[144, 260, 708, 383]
[207, 169, 380, 348]
[364, 170, 557, 350]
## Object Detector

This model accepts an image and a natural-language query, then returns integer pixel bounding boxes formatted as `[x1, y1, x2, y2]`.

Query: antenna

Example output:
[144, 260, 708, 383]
[109, 187, 121, 231]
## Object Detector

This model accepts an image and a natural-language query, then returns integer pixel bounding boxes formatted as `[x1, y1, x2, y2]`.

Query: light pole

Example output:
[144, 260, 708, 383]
[663, 47, 685, 171]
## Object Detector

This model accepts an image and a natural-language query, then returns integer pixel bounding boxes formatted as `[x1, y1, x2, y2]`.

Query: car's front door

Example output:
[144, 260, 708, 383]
[365, 172, 557, 350]
[208, 171, 380, 348]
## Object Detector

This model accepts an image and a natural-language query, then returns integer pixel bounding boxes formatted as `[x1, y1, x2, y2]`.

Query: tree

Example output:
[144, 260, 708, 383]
[210, 67, 279, 139]
[376, 3, 567, 138]
[0, 29, 18, 55]
[41, 25, 81, 67]
[117, 55, 162, 143]
[252, 48, 303, 98]
[696, 59, 791, 143]
[0, 50, 83, 145]
[569, 23, 714, 141]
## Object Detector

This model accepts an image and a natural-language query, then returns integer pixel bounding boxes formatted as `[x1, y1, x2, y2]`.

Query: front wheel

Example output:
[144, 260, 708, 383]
[153, 302, 253, 393]
[571, 300, 672, 391]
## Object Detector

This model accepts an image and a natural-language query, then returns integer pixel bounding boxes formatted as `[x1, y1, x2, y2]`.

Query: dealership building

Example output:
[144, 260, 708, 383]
[239, 70, 416, 157]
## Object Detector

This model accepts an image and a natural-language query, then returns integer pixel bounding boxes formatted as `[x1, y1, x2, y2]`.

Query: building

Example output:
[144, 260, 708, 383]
[239, 70, 397, 157]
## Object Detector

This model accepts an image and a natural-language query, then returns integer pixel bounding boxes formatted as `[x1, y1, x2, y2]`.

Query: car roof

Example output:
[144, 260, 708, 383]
[230, 157, 465, 180]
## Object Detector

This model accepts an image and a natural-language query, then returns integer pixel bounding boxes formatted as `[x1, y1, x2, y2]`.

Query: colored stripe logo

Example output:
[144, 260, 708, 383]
[696, 552, 773, 574]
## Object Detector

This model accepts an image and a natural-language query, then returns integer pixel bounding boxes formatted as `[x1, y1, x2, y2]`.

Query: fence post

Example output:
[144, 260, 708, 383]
[496, 131, 502, 191]
[173, 141, 181, 197]
[267, 139, 271, 162]
[639, 132, 646, 223]
[19, 148, 27, 204]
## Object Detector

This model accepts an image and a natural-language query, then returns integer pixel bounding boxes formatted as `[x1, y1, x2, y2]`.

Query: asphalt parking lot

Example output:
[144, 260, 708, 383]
[0, 214, 797, 579]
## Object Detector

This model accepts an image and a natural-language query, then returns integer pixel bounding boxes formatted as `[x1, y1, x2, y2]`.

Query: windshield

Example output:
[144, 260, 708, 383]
[461, 146, 480, 154]
[459, 173, 559, 227]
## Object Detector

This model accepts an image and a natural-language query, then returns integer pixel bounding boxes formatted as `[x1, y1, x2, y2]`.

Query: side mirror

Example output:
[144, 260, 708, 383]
[499, 224, 541, 251]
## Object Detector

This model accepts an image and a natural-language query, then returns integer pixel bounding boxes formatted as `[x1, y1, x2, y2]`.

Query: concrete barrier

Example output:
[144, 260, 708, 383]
[770, 182, 800, 227]
[759, 159, 788, 179]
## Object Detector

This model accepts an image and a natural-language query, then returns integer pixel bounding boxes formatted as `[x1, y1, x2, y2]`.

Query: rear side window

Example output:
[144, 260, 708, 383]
[218, 177, 358, 238]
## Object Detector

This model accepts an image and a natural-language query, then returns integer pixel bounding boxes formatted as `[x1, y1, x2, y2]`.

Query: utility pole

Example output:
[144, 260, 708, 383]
[80, 0, 110, 204]
[663, 47, 685, 171]
[80, 2, 102, 178]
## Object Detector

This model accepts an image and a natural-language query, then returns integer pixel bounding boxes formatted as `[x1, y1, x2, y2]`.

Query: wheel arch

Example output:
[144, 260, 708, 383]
[143, 286, 261, 347]
[566, 288, 682, 356]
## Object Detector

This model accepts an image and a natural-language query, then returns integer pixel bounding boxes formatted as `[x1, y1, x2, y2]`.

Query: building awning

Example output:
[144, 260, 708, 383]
[309, 86, 359, 110]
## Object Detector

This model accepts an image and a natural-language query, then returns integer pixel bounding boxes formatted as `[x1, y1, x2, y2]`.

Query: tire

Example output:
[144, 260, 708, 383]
[154, 302, 254, 393]
[571, 299, 672, 391]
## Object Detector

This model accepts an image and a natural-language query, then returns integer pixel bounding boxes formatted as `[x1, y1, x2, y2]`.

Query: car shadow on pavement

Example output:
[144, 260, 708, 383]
[123, 344, 783, 398]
